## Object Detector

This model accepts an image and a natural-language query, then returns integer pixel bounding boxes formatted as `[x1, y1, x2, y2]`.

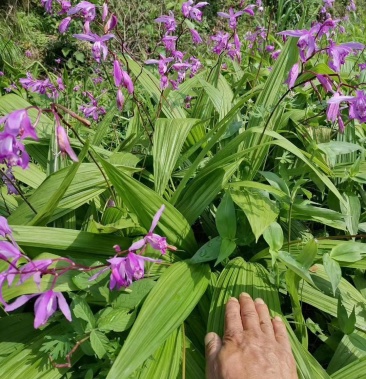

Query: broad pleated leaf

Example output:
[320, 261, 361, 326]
[100, 158, 197, 253]
[153, 118, 197, 196]
[106, 261, 210, 378]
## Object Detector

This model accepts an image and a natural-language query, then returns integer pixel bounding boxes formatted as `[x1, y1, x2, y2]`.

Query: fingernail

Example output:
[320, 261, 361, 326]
[205, 332, 216, 346]
[229, 296, 239, 302]
[255, 298, 265, 304]
[240, 292, 251, 298]
[274, 316, 283, 322]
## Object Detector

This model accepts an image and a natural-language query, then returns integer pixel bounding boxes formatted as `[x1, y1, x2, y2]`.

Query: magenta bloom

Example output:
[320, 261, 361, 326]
[113, 60, 134, 94]
[59, 17, 72, 33]
[145, 55, 174, 76]
[0, 109, 38, 141]
[162, 35, 178, 52]
[328, 90, 366, 124]
[0, 134, 30, 169]
[18, 259, 53, 288]
[5, 290, 72, 329]
[217, 8, 244, 30]
[57, 126, 78, 162]
[327, 92, 341, 122]
[155, 11, 177, 32]
[0, 216, 12, 237]
[116, 89, 124, 111]
[182, 0, 209, 22]
[68, 1, 96, 21]
[102, 2, 108, 21]
[20, 72, 60, 99]
[327, 41, 364, 72]
[41, 0, 53, 13]
[104, 14, 118, 33]
[316, 74, 333, 92]
[211, 32, 230, 55]
[129, 205, 168, 255]
[108, 253, 157, 290]
[190, 29, 202, 44]
[73, 33, 114, 63]
[58, 0, 71, 14]
[285, 63, 299, 89]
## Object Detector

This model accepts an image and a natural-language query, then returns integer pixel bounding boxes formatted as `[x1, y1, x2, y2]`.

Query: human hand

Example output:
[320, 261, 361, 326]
[205, 293, 298, 379]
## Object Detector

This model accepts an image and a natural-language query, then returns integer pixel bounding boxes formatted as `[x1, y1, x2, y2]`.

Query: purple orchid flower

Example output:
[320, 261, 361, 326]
[5, 290, 72, 329]
[285, 63, 300, 89]
[0, 240, 22, 262]
[328, 90, 366, 124]
[59, 17, 72, 33]
[155, 11, 177, 32]
[102, 2, 108, 21]
[242, 4, 256, 16]
[18, 259, 53, 289]
[57, 126, 78, 162]
[0, 109, 38, 141]
[211, 31, 230, 55]
[41, 0, 53, 13]
[182, 1, 209, 22]
[128, 205, 168, 255]
[58, 0, 71, 14]
[116, 89, 124, 111]
[67, 1, 96, 21]
[190, 29, 202, 44]
[0, 216, 12, 237]
[145, 55, 174, 76]
[0, 134, 30, 169]
[162, 35, 178, 52]
[316, 74, 333, 92]
[217, 8, 244, 30]
[113, 60, 134, 94]
[108, 253, 158, 290]
[2, 168, 18, 195]
[327, 41, 364, 72]
[327, 92, 341, 122]
[20, 72, 61, 99]
[104, 14, 118, 33]
[73, 33, 114, 63]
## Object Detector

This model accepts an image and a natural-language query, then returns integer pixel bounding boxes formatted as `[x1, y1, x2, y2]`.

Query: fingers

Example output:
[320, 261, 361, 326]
[254, 298, 274, 336]
[239, 292, 261, 332]
[224, 297, 243, 337]
[205, 332, 222, 379]
[272, 316, 292, 351]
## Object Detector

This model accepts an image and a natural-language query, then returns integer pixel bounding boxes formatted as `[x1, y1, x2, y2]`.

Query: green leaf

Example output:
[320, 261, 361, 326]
[90, 330, 109, 359]
[331, 356, 366, 379]
[71, 295, 96, 328]
[323, 253, 342, 296]
[330, 242, 365, 263]
[216, 192, 236, 239]
[297, 239, 318, 270]
[153, 118, 198, 196]
[278, 251, 314, 285]
[215, 238, 236, 266]
[97, 308, 136, 332]
[190, 236, 222, 264]
[230, 188, 279, 241]
[106, 261, 210, 378]
[99, 157, 197, 253]
[338, 297, 356, 335]
[263, 222, 283, 252]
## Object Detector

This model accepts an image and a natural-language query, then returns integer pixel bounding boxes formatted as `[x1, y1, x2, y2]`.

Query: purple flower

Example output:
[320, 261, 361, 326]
[113, 60, 134, 94]
[116, 89, 124, 111]
[190, 29, 202, 44]
[316, 74, 333, 92]
[328, 90, 366, 124]
[59, 17, 72, 33]
[265, 45, 275, 52]
[102, 2, 108, 21]
[73, 33, 114, 63]
[57, 126, 78, 162]
[327, 92, 341, 122]
[18, 259, 53, 288]
[68, 1, 96, 22]
[5, 290, 72, 329]
[0, 109, 38, 140]
[20, 72, 60, 99]
[0, 135, 29, 169]
[217, 8, 244, 30]
[25, 50, 32, 58]
[0, 71, 4, 76]
[327, 41, 364, 72]
[182, 1, 209, 22]
[243, 4, 256, 16]
[189, 56, 202, 75]
[108, 253, 157, 290]
[162, 35, 178, 52]
[58, 0, 71, 14]
[271, 49, 281, 60]
[0, 216, 12, 237]
[0, 241, 22, 262]
[104, 14, 118, 33]
[145, 55, 174, 76]
[211, 31, 230, 55]
[128, 205, 169, 255]
[155, 11, 177, 32]
[285, 63, 300, 89]
[41, 0, 53, 13]
[359, 63, 366, 71]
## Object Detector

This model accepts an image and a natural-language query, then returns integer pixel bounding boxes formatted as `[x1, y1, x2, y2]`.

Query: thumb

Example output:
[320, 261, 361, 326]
[205, 332, 222, 378]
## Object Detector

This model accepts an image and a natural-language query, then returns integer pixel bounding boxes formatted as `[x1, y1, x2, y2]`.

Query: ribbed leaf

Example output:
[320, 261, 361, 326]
[100, 158, 197, 253]
[153, 118, 197, 196]
[8, 164, 109, 225]
[106, 261, 210, 378]
[207, 258, 330, 379]
[331, 356, 366, 379]
[135, 327, 182, 379]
